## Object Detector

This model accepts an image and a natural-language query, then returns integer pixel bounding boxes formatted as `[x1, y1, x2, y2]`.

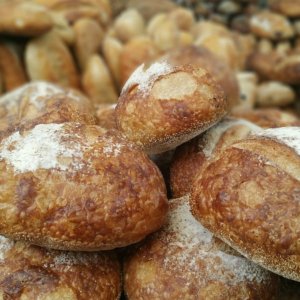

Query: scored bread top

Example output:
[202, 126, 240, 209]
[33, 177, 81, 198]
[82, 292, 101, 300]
[0, 122, 168, 251]
[170, 118, 261, 198]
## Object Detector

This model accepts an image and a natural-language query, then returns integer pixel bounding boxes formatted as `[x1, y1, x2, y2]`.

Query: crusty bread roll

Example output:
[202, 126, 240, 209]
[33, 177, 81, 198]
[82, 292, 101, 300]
[116, 50, 228, 154]
[232, 108, 300, 128]
[160, 46, 239, 109]
[191, 126, 300, 281]
[232, 72, 257, 113]
[256, 81, 295, 107]
[25, 32, 80, 89]
[0, 122, 168, 251]
[248, 49, 300, 85]
[0, 1, 53, 36]
[95, 103, 117, 130]
[119, 36, 160, 87]
[0, 81, 96, 139]
[82, 54, 118, 105]
[250, 11, 294, 40]
[170, 118, 261, 198]
[73, 18, 104, 70]
[0, 236, 121, 299]
[124, 196, 279, 300]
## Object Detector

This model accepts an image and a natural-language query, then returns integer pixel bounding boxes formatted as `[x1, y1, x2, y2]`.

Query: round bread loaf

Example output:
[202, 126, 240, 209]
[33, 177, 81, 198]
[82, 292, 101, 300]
[0, 122, 168, 251]
[116, 49, 228, 154]
[232, 108, 300, 128]
[170, 118, 261, 198]
[0, 236, 121, 299]
[161, 46, 239, 109]
[191, 126, 300, 281]
[124, 196, 279, 299]
[0, 81, 96, 139]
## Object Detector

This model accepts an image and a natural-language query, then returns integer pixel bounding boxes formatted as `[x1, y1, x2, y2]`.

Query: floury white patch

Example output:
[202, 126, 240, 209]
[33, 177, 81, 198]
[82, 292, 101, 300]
[0, 123, 85, 173]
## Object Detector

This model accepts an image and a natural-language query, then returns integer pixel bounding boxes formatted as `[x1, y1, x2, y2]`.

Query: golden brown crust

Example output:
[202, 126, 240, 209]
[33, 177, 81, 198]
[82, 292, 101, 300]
[73, 18, 104, 71]
[269, 0, 300, 17]
[0, 41, 27, 92]
[0, 1, 53, 36]
[116, 52, 228, 154]
[191, 129, 300, 281]
[119, 36, 160, 87]
[232, 108, 300, 128]
[170, 118, 261, 198]
[161, 46, 239, 109]
[0, 236, 121, 300]
[0, 123, 168, 251]
[0, 81, 96, 139]
[82, 55, 118, 105]
[124, 196, 279, 300]
[248, 50, 300, 84]
[25, 32, 80, 89]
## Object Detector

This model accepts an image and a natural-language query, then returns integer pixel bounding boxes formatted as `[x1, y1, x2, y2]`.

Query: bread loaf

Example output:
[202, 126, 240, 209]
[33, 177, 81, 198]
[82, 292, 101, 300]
[0, 236, 121, 299]
[0, 81, 96, 139]
[191, 126, 300, 281]
[232, 108, 300, 128]
[0, 123, 168, 251]
[116, 49, 228, 154]
[124, 196, 279, 299]
[170, 118, 261, 198]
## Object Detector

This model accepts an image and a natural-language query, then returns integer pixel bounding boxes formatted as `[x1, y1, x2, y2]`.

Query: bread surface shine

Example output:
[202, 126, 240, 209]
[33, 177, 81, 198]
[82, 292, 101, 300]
[191, 126, 300, 281]
[0, 122, 168, 251]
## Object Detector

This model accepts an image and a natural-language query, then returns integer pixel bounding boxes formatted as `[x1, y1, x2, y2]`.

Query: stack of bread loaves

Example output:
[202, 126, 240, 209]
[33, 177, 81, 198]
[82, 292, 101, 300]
[0, 41, 299, 298]
[0, 0, 300, 299]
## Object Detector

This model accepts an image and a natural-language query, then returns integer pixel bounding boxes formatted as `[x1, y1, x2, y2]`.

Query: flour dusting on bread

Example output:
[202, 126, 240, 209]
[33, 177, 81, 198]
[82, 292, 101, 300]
[122, 61, 173, 95]
[0, 123, 85, 173]
[162, 197, 271, 285]
[255, 127, 300, 155]
[202, 118, 261, 157]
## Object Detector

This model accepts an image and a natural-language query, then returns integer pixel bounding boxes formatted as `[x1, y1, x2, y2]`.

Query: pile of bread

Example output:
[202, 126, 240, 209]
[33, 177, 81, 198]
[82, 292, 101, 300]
[0, 0, 300, 299]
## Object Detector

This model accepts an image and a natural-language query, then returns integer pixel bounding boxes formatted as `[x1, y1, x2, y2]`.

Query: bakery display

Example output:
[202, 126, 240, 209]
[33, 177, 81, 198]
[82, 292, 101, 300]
[191, 127, 300, 281]
[170, 117, 260, 198]
[0, 236, 121, 299]
[0, 0, 299, 298]
[124, 196, 279, 299]
[0, 123, 168, 251]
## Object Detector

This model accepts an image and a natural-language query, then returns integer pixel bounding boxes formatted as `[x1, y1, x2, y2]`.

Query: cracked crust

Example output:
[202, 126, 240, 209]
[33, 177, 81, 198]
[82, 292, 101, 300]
[0, 236, 121, 300]
[191, 128, 300, 281]
[124, 196, 279, 300]
[0, 123, 168, 251]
